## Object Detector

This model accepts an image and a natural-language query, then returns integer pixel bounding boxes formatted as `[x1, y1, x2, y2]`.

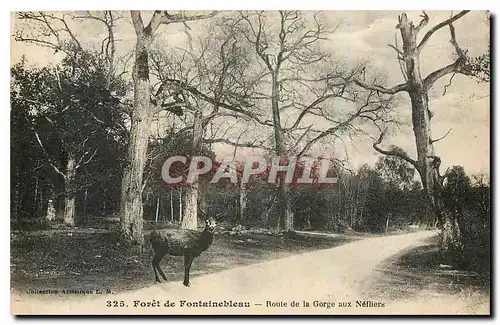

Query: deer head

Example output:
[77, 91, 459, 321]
[198, 207, 221, 233]
[204, 217, 217, 233]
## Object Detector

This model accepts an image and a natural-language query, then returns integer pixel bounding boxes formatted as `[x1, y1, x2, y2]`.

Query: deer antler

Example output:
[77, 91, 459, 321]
[198, 206, 209, 220]
[198, 200, 232, 221]
[214, 204, 231, 221]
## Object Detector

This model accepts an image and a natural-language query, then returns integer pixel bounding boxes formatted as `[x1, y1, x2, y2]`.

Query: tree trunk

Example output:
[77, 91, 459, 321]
[352, 186, 358, 228]
[262, 196, 274, 227]
[83, 188, 88, 215]
[33, 177, 38, 217]
[46, 199, 55, 221]
[102, 188, 107, 216]
[170, 190, 174, 222]
[56, 199, 64, 221]
[119, 35, 152, 245]
[279, 181, 294, 230]
[12, 174, 19, 222]
[239, 181, 247, 221]
[181, 184, 198, 229]
[38, 187, 43, 217]
[398, 14, 463, 260]
[64, 196, 76, 227]
[305, 212, 311, 230]
[271, 71, 294, 231]
[181, 107, 203, 229]
[179, 188, 183, 222]
[63, 154, 76, 227]
[155, 196, 160, 223]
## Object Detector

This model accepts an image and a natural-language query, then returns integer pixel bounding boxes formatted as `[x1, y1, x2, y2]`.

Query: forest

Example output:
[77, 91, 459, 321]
[11, 10, 490, 283]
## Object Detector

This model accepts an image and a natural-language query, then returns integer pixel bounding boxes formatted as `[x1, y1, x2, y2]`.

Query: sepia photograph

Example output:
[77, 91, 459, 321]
[9, 9, 490, 315]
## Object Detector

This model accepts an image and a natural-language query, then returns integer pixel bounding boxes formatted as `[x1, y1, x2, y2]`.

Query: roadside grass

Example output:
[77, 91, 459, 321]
[11, 225, 355, 294]
[362, 235, 490, 312]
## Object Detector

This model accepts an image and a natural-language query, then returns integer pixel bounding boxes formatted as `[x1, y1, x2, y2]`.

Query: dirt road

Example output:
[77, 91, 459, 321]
[11, 230, 489, 315]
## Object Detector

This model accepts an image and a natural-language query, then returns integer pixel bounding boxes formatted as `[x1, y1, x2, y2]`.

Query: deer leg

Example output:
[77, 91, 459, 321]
[152, 251, 167, 282]
[183, 254, 194, 287]
[156, 252, 168, 281]
[152, 257, 160, 283]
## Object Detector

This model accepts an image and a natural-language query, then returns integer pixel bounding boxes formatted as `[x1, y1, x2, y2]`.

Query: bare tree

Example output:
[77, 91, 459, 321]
[121, 10, 216, 242]
[15, 10, 220, 241]
[353, 11, 489, 261]
[149, 15, 268, 229]
[236, 11, 394, 230]
[15, 11, 121, 77]
[73, 11, 122, 87]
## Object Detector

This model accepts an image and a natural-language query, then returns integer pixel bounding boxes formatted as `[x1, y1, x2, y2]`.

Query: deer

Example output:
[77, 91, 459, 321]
[149, 209, 220, 287]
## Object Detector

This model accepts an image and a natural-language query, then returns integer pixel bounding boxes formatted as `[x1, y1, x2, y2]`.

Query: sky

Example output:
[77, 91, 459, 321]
[324, 11, 490, 176]
[10, 11, 490, 176]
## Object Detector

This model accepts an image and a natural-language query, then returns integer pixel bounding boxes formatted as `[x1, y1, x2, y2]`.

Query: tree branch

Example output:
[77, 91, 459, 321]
[146, 11, 165, 34]
[423, 22, 468, 91]
[161, 77, 272, 127]
[203, 138, 270, 150]
[442, 72, 456, 96]
[33, 131, 68, 180]
[353, 79, 408, 94]
[388, 44, 403, 56]
[296, 88, 394, 157]
[153, 101, 186, 114]
[136, 10, 218, 37]
[417, 10, 470, 51]
[285, 92, 342, 131]
[430, 128, 452, 144]
[130, 11, 144, 35]
[297, 116, 356, 158]
[423, 59, 464, 91]
[372, 131, 418, 168]
[163, 10, 218, 24]
[448, 22, 466, 58]
[415, 10, 429, 33]
[83, 149, 98, 165]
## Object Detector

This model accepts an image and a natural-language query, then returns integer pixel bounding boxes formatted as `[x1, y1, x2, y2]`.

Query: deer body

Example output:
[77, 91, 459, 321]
[149, 219, 215, 287]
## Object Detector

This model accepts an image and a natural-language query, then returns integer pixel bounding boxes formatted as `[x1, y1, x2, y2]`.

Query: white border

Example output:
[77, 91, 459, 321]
[2, 1, 498, 325]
